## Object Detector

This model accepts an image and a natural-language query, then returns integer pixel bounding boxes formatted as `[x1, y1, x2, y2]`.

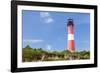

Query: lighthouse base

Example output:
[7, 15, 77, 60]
[68, 49, 75, 53]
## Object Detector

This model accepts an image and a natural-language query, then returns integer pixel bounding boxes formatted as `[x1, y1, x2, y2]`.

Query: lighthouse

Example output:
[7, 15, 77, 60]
[67, 19, 75, 53]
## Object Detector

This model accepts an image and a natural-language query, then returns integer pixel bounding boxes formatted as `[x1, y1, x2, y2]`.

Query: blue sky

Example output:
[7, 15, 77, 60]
[22, 10, 90, 52]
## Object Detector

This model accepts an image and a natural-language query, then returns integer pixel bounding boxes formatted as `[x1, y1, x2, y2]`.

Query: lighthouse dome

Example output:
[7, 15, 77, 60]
[67, 19, 74, 26]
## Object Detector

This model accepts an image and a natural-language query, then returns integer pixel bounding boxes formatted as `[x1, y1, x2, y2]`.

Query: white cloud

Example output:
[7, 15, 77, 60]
[40, 12, 50, 18]
[23, 39, 43, 43]
[46, 45, 51, 50]
[40, 12, 54, 23]
[45, 18, 54, 23]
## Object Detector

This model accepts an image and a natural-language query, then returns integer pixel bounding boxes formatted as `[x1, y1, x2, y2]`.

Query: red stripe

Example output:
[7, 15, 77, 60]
[67, 25, 74, 34]
[68, 40, 75, 52]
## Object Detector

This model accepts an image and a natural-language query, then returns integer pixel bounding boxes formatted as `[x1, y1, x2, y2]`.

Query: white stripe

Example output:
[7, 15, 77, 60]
[68, 34, 74, 40]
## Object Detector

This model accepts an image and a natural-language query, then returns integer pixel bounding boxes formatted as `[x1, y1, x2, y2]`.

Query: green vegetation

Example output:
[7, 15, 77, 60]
[22, 45, 90, 62]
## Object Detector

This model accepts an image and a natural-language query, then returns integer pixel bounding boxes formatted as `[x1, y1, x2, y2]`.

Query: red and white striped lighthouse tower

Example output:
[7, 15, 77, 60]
[67, 19, 75, 53]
